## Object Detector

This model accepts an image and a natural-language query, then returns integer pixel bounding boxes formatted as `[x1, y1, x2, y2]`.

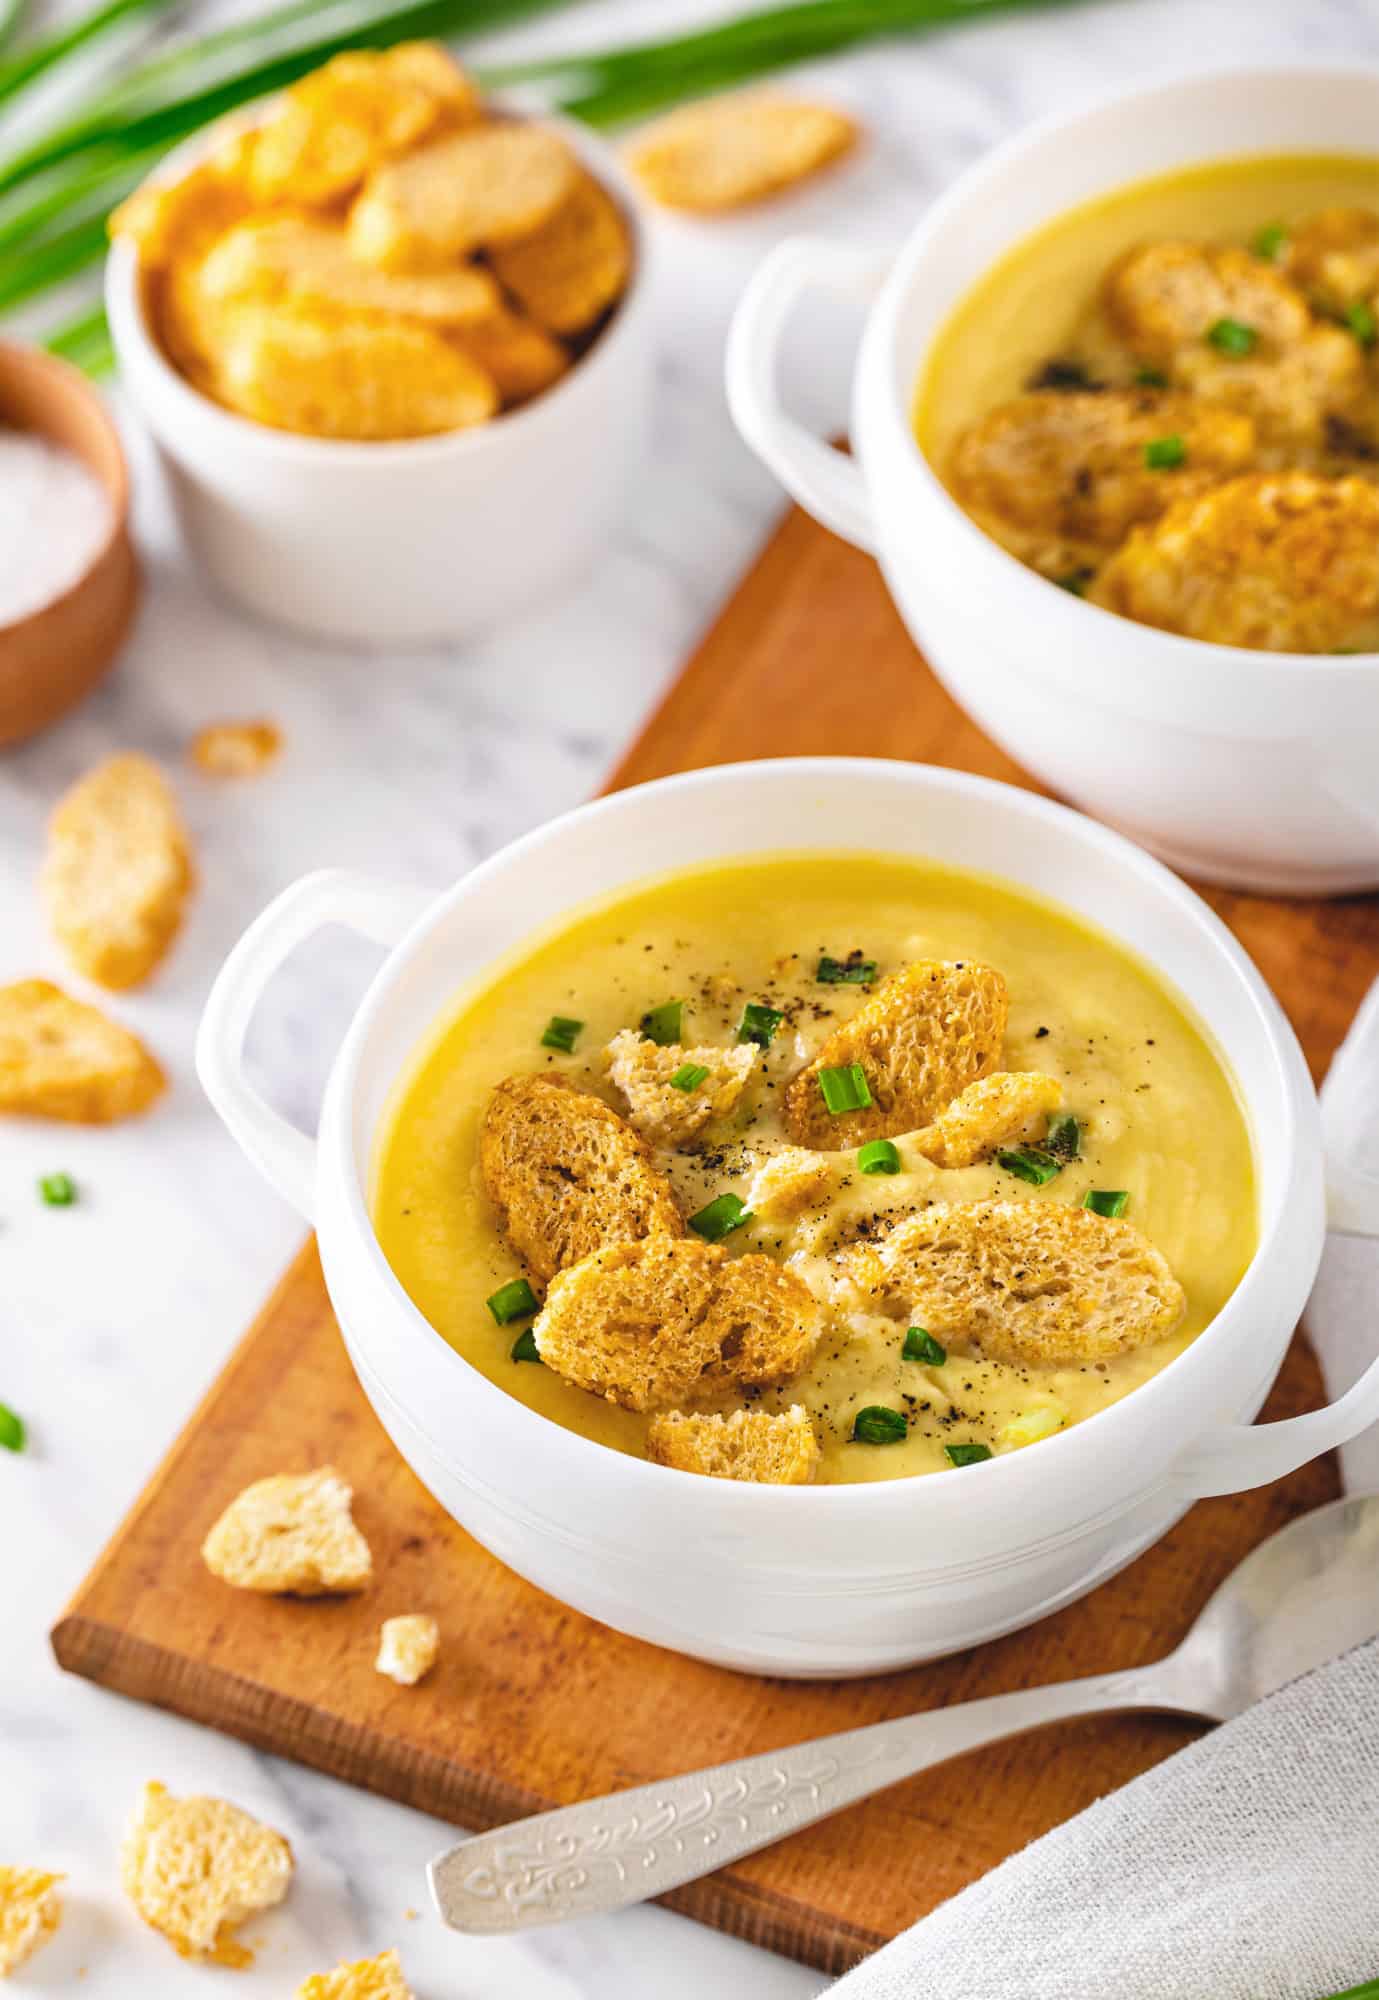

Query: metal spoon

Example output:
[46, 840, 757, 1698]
[429, 1491, 1379, 1934]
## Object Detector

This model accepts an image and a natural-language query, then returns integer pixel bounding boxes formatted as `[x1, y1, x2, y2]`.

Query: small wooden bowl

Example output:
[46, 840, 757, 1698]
[0, 340, 140, 748]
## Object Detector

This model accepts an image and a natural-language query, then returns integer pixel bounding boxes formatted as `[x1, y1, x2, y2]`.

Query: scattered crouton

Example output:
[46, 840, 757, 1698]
[784, 960, 1008, 1150]
[202, 1467, 372, 1595]
[120, 1782, 293, 1967]
[628, 92, 857, 212]
[42, 755, 194, 990]
[0, 980, 165, 1123]
[647, 1405, 820, 1484]
[190, 719, 283, 777]
[375, 1615, 439, 1687]
[912, 1071, 1063, 1169]
[349, 124, 578, 270]
[296, 1947, 414, 2000]
[0, 1869, 63, 1978]
[746, 1145, 837, 1220]
[479, 1073, 683, 1286]
[533, 1235, 822, 1412]
[853, 1199, 1185, 1367]
[605, 1027, 758, 1147]
[489, 171, 632, 334]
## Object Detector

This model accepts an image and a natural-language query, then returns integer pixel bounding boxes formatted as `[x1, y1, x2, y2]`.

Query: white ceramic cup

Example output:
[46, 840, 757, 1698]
[198, 758, 1379, 1677]
[726, 67, 1379, 897]
[107, 114, 653, 646]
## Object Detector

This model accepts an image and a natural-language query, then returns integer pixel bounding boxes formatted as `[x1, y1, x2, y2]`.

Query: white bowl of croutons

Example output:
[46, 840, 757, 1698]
[197, 757, 1379, 1677]
[728, 65, 1379, 895]
[106, 47, 652, 645]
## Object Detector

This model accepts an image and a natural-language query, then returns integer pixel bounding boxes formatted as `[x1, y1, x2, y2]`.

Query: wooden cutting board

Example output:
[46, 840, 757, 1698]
[53, 501, 1379, 1978]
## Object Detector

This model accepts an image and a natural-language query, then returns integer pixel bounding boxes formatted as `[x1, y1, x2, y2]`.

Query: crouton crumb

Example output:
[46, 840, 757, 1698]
[120, 1782, 293, 1966]
[375, 1615, 439, 1686]
[296, 1947, 414, 1999]
[190, 720, 283, 777]
[0, 1869, 63, 1977]
[202, 1466, 372, 1595]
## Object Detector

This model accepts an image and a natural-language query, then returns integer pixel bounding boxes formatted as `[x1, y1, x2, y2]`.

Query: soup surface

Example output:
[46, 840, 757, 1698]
[373, 853, 1257, 1485]
[917, 153, 1379, 651]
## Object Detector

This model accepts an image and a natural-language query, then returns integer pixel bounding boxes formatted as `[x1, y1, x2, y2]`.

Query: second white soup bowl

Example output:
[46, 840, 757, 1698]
[198, 760, 1379, 1676]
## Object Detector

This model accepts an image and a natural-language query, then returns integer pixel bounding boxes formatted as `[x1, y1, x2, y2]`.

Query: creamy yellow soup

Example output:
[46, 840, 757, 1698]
[372, 853, 1257, 1485]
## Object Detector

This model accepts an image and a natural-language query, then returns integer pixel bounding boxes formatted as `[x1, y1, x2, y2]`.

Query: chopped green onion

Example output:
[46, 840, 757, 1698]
[1084, 1188, 1130, 1218]
[39, 1171, 76, 1205]
[903, 1327, 946, 1366]
[669, 1062, 709, 1093]
[852, 1405, 907, 1445]
[817, 953, 877, 985]
[997, 1146, 1061, 1187]
[944, 1441, 992, 1467]
[1135, 365, 1169, 387]
[1252, 221, 1287, 262]
[540, 1015, 583, 1054]
[818, 1063, 871, 1115]
[1345, 300, 1377, 347]
[1055, 568, 1094, 597]
[0, 1402, 24, 1452]
[857, 1138, 900, 1175]
[510, 1327, 541, 1364]
[1044, 1112, 1081, 1162]
[737, 1001, 783, 1047]
[486, 1277, 539, 1326]
[1207, 316, 1257, 355]
[1144, 434, 1186, 469]
[640, 1000, 683, 1046]
[688, 1192, 753, 1242]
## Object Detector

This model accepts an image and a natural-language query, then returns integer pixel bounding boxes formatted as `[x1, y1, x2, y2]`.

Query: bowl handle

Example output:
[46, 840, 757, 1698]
[196, 869, 433, 1222]
[725, 236, 888, 553]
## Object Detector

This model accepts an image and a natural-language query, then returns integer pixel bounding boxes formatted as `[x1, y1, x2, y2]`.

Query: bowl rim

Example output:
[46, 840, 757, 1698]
[316, 755, 1319, 1510]
[861, 59, 1379, 671]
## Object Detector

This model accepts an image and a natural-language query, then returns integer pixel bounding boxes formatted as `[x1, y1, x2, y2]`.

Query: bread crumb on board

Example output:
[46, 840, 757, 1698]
[0, 1868, 64, 1977]
[120, 1781, 292, 1967]
[202, 1466, 373, 1595]
[375, 1615, 439, 1686]
[190, 719, 283, 777]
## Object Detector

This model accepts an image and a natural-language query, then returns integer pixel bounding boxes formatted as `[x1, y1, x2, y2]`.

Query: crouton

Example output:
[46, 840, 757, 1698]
[490, 172, 632, 334]
[1102, 240, 1313, 361]
[783, 960, 1008, 1150]
[0, 980, 165, 1123]
[349, 124, 578, 269]
[198, 216, 503, 327]
[42, 754, 194, 990]
[605, 1027, 759, 1147]
[375, 1614, 439, 1686]
[647, 1405, 820, 1484]
[479, 1073, 684, 1286]
[108, 141, 254, 269]
[120, 1782, 293, 1967]
[0, 1869, 63, 1977]
[1092, 469, 1379, 652]
[913, 1071, 1063, 1169]
[452, 304, 570, 406]
[297, 1948, 414, 2000]
[1284, 206, 1379, 312]
[627, 92, 857, 212]
[190, 719, 282, 777]
[202, 1466, 372, 1595]
[854, 1198, 1185, 1367]
[948, 389, 1256, 575]
[746, 1145, 837, 1220]
[533, 1236, 822, 1412]
[1174, 322, 1366, 451]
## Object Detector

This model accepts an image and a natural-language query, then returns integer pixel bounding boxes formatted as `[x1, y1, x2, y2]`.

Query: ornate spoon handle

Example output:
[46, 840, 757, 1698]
[429, 1665, 1185, 1933]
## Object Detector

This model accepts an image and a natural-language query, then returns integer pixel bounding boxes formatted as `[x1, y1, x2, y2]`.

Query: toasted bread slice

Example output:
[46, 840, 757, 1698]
[375, 1614, 439, 1687]
[627, 92, 856, 211]
[533, 1235, 822, 1412]
[202, 1466, 372, 1595]
[297, 1948, 414, 2000]
[0, 1869, 63, 1977]
[605, 1028, 759, 1148]
[0, 980, 165, 1123]
[746, 1145, 838, 1220]
[855, 1199, 1185, 1367]
[913, 1071, 1062, 1169]
[490, 171, 632, 333]
[43, 755, 194, 990]
[349, 124, 577, 269]
[784, 960, 1008, 1150]
[480, 1073, 683, 1286]
[647, 1405, 820, 1484]
[120, 1782, 293, 1967]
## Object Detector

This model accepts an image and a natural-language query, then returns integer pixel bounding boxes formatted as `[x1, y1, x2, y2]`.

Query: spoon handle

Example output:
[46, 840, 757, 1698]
[429, 1665, 1187, 1933]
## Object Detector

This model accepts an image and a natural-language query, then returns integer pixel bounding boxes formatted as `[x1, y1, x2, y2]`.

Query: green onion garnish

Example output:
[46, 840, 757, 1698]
[1135, 365, 1170, 387]
[997, 1146, 1061, 1186]
[39, 1171, 76, 1205]
[669, 1062, 709, 1093]
[640, 1000, 683, 1046]
[1345, 300, 1377, 347]
[510, 1327, 541, 1364]
[903, 1327, 946, 1366]
[818, 1063, 871, 1115]
[1207, 317, 1257, 355]
[486, 1278, 539, 1325]
[737, 1001, 784, 1047]
[540, 1015, 583, 1054]
[1252, 222, 1287, 262]
[1084, 1188, 1130, 1218]
[689, 1192, 753, 1242]
[857, 1138, 900, 1175]
[1144, 434, 1186, 469]
[1044, 1113, 1081, 1162]
[0, 1402, 24, 1452]
[945, 1441, 992, 1468]
[853, 1405, 907, 1445]
[817, 953, 877, 985]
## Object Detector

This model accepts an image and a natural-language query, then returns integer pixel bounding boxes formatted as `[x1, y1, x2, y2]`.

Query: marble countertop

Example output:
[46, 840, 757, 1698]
[4, 1, 1374, 1992]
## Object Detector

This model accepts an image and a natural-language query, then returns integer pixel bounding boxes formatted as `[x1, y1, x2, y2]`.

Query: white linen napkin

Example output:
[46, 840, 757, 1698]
[832, 988, 1379, 2000]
